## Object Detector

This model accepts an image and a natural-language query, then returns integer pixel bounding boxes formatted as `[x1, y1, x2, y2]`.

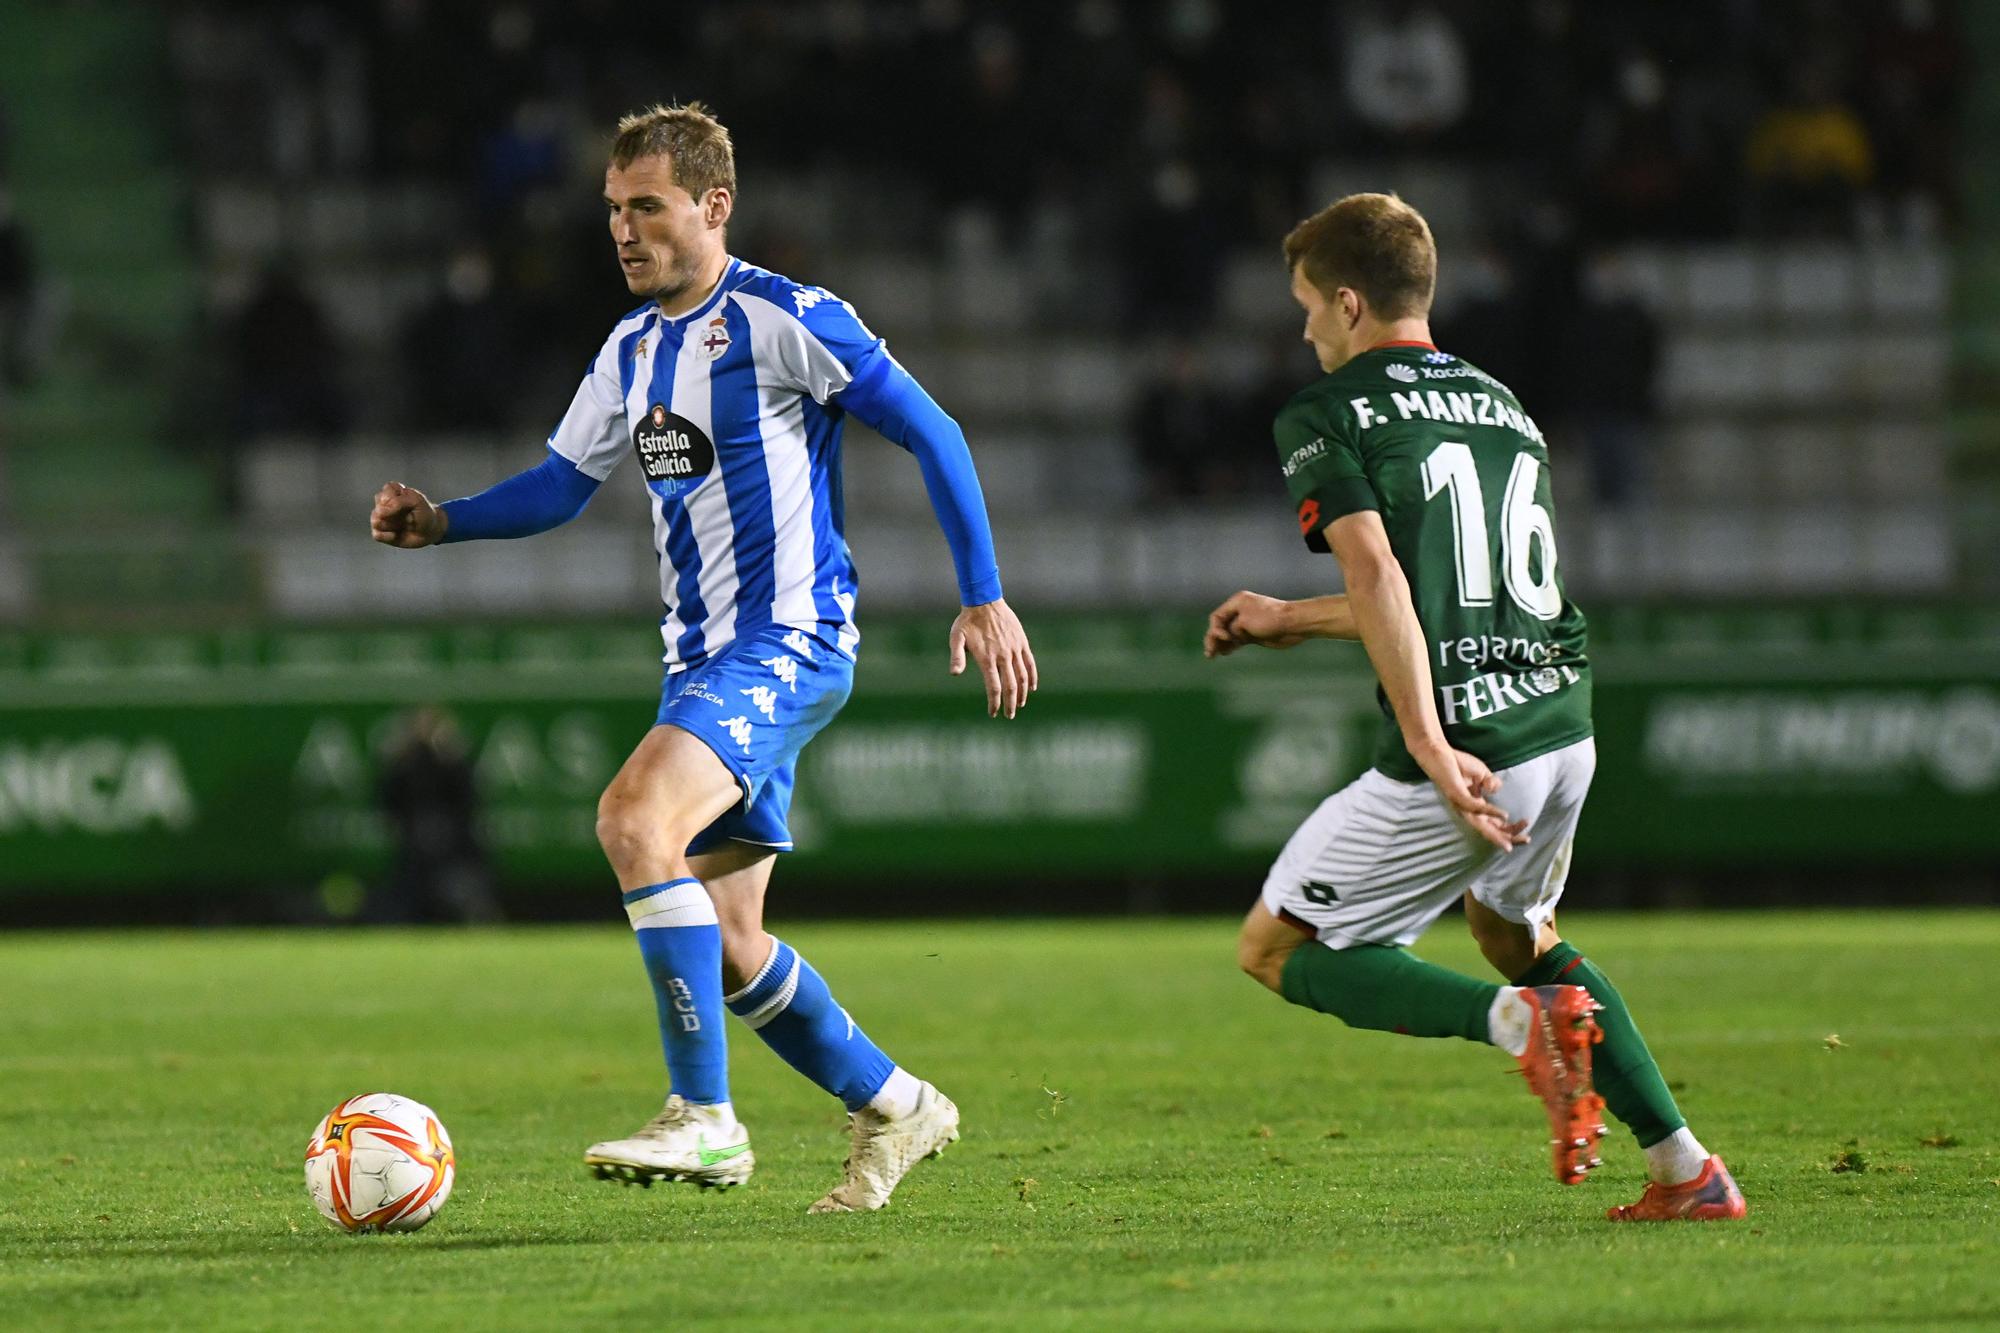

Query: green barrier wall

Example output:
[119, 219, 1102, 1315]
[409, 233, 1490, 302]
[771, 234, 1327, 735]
[2, 606, 1998, 896]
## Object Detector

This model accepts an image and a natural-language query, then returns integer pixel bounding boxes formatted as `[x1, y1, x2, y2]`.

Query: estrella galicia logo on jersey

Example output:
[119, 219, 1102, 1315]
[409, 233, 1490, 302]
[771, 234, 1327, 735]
[1386, 362, 1419, 383]
[696, 316, 730, 361]
[633, 403, 716, 495]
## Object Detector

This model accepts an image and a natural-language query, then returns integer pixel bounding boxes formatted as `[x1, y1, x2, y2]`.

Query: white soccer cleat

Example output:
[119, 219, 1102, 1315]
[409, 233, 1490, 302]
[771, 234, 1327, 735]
[808, 1081, 960, 1214]
[584, 1095, 755, 1190]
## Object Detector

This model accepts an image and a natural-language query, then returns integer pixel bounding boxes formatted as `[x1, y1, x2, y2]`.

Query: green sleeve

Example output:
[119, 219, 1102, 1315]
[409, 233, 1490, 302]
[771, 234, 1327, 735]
[1274, 398, 1375, 553]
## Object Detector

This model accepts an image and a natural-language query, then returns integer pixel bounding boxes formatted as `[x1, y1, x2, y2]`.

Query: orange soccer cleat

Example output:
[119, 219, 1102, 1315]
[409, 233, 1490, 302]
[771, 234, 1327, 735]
[1606, 1155, 1748, 1222]
[1515, 984, 1608, 1185]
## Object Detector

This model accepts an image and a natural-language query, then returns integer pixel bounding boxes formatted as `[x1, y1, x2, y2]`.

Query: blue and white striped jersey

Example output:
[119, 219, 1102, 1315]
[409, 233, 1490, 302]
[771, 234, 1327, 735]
[548, 258, 892, 669]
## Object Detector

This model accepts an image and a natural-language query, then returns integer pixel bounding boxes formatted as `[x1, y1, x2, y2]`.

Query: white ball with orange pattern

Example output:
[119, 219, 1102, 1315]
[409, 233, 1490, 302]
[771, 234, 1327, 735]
[304, 1092, 455, 1233]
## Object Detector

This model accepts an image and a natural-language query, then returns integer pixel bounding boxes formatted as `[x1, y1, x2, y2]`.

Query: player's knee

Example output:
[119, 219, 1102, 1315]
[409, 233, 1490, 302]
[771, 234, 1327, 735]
[594, 787, 681, 871]
[1236, 931, 1289, 993]
[1467, 915, 1536, 980]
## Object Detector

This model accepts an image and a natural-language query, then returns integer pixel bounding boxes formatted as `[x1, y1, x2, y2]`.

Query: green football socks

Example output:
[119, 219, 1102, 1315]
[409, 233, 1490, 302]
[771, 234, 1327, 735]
[1515, 941, 1686, 1148]
[1280, 942, 1498, 1044]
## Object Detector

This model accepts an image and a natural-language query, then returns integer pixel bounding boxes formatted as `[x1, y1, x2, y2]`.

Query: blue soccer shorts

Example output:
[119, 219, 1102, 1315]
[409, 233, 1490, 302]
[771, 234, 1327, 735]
[655, 623, 854, 855]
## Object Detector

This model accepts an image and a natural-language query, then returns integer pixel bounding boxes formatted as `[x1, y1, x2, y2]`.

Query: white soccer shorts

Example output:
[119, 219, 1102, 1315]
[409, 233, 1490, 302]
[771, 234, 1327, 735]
[1260, 737, 1596, 948]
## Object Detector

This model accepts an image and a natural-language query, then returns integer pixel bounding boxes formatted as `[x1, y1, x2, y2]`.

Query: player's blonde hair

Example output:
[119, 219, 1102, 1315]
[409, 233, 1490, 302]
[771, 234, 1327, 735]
[1283, 193, 1436, 320]
[611, 102, 737, 200]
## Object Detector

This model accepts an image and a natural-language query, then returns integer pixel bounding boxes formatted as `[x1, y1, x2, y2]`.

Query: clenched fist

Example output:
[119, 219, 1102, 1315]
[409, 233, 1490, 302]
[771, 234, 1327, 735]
[370, 481, 447, 548]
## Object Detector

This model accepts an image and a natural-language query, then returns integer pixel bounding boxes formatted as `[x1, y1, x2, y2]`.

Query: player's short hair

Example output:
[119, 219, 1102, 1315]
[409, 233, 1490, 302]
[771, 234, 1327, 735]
[1283, 193, 1437, 320]
[611, 102, 737, 200]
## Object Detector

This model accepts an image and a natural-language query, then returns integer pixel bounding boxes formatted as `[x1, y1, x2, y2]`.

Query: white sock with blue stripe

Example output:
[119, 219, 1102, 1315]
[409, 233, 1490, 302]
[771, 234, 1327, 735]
[724, 937, 915, 1115]
[623, 878, 731, 1110]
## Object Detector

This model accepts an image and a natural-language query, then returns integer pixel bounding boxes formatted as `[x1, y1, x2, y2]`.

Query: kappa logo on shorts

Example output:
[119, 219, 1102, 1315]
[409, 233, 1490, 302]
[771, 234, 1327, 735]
[762, 655, 799, 691]
[741, 685, 779, 722]
[720, 716, 755, 753]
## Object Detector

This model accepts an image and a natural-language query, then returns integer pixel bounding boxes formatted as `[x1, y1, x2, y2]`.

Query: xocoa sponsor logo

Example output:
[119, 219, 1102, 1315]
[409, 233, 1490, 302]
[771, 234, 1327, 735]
[0, 736, 196, 834]
[1644, 688, 2000, 794]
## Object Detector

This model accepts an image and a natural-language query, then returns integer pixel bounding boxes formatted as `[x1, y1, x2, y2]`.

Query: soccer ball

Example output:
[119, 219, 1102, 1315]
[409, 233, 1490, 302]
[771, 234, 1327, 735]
[304, 1093, 455, 1233]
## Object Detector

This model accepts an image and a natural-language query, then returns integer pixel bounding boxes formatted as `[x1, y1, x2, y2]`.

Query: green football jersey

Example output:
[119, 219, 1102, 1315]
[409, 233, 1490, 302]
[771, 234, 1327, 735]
[1274, 343, 1592, 782]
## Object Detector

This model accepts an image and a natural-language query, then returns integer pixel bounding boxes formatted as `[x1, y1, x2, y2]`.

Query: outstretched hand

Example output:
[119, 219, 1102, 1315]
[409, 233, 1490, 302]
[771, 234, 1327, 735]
[370, 481, 446, 548]
[1414, 745, 1529, 853]
[949, 598, 1037, 718]
[1204, 589, 1309, 658]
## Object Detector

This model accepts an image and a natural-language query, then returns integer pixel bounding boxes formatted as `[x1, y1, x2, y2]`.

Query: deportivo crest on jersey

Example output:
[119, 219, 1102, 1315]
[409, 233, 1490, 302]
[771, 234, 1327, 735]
[697, 317, 730, 361]
[632, 403, 716, 493]
[548, 258, 872, 670]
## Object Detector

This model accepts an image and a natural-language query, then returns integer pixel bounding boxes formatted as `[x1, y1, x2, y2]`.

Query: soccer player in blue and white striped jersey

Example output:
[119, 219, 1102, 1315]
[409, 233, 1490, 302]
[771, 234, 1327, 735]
[370, 103, 1036, 1212]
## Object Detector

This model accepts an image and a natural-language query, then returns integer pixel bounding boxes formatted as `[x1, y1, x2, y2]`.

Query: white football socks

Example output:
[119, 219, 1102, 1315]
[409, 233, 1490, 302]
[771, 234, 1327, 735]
[867, 1067, 923, 1120]
[1644, 1127, 1710, 1185]
[1487, 987, 1533, 1057]
[686, 1099, 739, 1132]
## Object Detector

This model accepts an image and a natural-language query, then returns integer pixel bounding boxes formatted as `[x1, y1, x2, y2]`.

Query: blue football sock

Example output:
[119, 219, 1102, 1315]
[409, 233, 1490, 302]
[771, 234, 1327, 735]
[623, 879, 729, 1106]
[726, 939, 895, 1111]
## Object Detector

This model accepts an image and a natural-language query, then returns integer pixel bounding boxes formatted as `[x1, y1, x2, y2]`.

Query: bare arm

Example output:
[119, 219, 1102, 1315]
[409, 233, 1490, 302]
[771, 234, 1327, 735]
[1290, 595, 1357, 640]
[1328, 512, 1444, 755]
[1326, 511, 1525, 851]
[1203, 592, 1355, 657]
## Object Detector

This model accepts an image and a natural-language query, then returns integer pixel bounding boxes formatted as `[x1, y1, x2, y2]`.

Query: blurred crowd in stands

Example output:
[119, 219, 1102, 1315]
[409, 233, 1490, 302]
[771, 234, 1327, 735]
[157, 0, 1961, 508]
[0, 107, 56, 399]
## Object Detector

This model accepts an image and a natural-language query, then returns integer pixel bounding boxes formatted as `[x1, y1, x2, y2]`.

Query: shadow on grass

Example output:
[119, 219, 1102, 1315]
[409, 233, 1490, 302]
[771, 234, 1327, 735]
[0, 1227, 636, 1262]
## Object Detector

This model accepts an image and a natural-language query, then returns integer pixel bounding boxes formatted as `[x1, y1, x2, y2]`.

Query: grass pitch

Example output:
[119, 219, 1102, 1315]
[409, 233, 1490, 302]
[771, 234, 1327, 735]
[3, 911, 1998, 1330]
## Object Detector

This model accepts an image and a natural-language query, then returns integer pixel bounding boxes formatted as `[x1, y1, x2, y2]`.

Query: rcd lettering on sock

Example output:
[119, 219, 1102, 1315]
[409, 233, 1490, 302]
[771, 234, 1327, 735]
[668, 977, 702, 1032]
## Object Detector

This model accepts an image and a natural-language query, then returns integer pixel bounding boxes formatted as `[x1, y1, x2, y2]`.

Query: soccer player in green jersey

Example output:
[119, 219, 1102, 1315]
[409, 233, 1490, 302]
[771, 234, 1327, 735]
[1205, 194, 1744, 1222]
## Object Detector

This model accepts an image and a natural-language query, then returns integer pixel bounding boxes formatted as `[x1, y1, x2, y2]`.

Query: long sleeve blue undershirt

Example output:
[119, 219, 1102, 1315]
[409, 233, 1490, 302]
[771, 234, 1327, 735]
[839, 353, 1003, 606]
[436, 449, 600, 542]
[435, 359, 1002, 608]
